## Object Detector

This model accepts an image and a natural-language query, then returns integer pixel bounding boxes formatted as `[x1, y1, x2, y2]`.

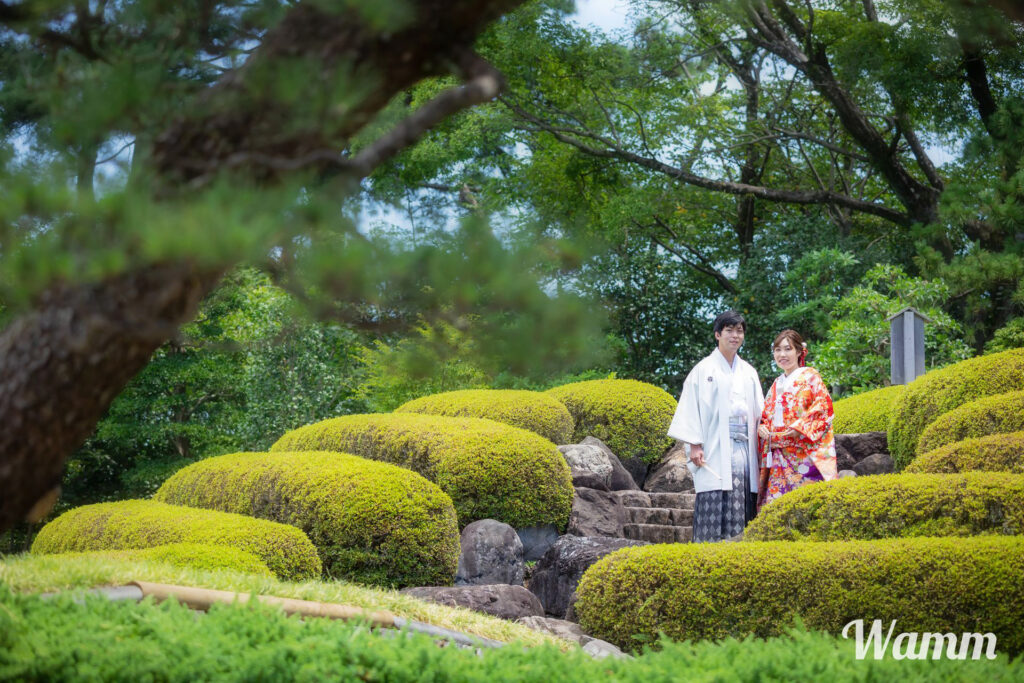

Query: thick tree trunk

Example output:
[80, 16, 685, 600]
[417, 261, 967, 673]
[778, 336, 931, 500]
[0, 0, 524, 532]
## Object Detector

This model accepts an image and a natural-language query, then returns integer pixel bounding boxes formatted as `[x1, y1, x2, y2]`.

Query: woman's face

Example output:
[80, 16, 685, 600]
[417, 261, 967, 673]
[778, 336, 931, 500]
[773, 338, 799, 373]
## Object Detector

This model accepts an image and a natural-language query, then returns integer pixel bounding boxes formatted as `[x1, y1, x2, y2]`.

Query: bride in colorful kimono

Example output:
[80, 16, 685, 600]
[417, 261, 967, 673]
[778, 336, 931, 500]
[756, 330, 838, 505]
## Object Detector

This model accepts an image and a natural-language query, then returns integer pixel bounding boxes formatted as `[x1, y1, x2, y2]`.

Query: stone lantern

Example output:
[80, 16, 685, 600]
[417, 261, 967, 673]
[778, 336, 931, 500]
[887, 307, 931, 385]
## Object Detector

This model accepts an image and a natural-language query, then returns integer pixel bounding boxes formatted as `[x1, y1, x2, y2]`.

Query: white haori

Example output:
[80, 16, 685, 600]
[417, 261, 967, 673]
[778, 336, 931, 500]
[667, 348, 764, 494]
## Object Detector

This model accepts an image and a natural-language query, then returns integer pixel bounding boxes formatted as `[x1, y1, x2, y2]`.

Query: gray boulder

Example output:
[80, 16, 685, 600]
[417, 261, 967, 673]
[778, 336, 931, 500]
[517, 524, 560, 562]
[571, 470, 610, 491]
[644, 440, 695, 493]
[580, 436, 639, 490]
[516, 616, 589, 645]
[559, 444, 614, 489]
[835, 432, 889, 470]
[455, 519, 524, 586]
[529, 535, 648, 619]
[582, 639, 631, 660]
[567, 487, 626, 538]
[852, 452, 895, 476]
[401, 585, 544, 621]
[838, 469, 858, 478]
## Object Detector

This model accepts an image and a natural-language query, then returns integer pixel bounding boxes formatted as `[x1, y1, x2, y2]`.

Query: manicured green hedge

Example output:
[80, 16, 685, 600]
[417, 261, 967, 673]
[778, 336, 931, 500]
[575, 537, 1024, 654]
[745, 473, 1024, 541]
[395, 389, 575, 444]
[545, 379, 676, 463]
[5, 584, 1021, 681]
[888, 349, 1024, 469]
[908, 432, 1024, 474]
[155, 451, 459, 587]
[832, 385, 904, 434]
[57, 543, 273, 577]
[270, 414, 573, 529]
[915, 390, 1024, 457]
[31, 500, 321, 581]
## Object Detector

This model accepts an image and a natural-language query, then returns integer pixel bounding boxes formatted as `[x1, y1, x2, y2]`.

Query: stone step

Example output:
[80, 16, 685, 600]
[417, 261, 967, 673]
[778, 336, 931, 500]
[623, 523, 693, 544]
[623, 506, 695, 526]
[647, 492, 696, 510]
[614, 491, 696, 510]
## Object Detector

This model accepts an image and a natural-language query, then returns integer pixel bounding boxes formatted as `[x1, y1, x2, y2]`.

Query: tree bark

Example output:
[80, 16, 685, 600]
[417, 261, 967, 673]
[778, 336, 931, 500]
[0, 0, 525, 532]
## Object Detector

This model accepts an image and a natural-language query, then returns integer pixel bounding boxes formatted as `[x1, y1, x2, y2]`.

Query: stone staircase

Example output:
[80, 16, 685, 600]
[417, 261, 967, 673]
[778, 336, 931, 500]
[614, 490, 695, 544]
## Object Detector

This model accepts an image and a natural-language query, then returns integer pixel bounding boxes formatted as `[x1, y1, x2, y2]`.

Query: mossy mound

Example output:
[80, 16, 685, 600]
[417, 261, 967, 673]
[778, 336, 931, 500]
[575, 536, 1024, 653]
[908, 432, 1024, 474]
[745, 472, 1024, 541]
[914, 390, 1024, 457]
[270, 414, 573, 529]
[31, 500, 321, 581]
[155, 451, 459, 587]
[832, 385, 904, 434]
[395, 389, 574, 444]
[888, 348, 1024, 469]
[544, 379, 676, 463]
[57, 543, 274, 577]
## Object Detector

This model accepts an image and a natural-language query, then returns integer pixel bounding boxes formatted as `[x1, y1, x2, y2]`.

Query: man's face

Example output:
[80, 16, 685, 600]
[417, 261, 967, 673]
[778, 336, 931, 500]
[715, 323, 745, 354]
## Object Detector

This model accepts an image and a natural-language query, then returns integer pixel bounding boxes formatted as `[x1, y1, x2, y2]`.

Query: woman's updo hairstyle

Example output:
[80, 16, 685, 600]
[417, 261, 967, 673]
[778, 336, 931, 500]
[773, 329, 808, 366]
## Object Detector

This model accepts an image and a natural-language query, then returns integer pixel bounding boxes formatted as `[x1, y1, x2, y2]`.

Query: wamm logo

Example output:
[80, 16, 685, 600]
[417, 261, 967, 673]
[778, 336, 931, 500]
[842, 620, 997, 660]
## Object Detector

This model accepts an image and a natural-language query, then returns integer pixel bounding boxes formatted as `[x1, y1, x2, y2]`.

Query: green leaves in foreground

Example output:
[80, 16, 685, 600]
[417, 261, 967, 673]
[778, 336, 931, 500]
[0, 584, 1020, 681]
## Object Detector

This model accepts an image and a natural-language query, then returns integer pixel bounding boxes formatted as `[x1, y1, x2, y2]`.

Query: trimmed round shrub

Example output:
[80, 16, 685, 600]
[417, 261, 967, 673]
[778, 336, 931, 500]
[156, 451, 459, 587]
[831, 385, 904, 434]
[544, 379, 676, 463]
[908, 432, 1024, 474]
[60, 543, 274, 577]
[395, 389, 574, 444]
[888, 348, 1024, 469]
[915, 390, 1024, 457]
[745, 472, 1024, 541]
[575, 537, 1024, 653]
[270, 414, 573, 529]
[31, 500, 321, 581]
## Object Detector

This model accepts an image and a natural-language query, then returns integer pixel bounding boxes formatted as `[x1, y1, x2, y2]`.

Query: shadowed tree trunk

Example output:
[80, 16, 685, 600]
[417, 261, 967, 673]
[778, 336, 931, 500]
[0, 0, 526, 533]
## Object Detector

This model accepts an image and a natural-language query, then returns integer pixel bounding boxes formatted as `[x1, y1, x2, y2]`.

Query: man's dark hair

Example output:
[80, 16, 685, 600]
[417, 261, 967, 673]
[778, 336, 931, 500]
[713, 310, 746, 334]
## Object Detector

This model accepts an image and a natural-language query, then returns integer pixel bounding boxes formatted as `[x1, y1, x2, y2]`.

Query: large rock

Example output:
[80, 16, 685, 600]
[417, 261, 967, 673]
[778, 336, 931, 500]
[455, 519, 524, 586]
[580, 437, 639, 491]
[571, 470, 610, 491]
[529, 535, 648, 619]
[851, 452, 895, 476]
[567, 487, 626, 538]
[516, 616, 589, 645]
[619, 457, 650, 490]
[643, 440, 695, 493]
[401, 585, 544, 621]
[558, 444, 613, 489]
[516, 524, 560, 562]
[834, 432, 888, 470]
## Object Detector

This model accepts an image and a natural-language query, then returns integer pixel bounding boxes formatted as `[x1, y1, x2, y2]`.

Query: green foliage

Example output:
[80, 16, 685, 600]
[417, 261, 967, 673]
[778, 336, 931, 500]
[987, 318, 1024, 354]
[31, 500, 321, 582]
[52, 543, 274, 577]
[396, 389, 574, 444]
[545, 379, 676, 463]
[916, 390, 1024, 456]
[908, 432, 1024, 475]
[270, 413, 574, 529]
[575, 536, 1024, 654]
[118, 458, 197, 500]
[155, 451, 459, 587]
[831, 385, 905, 433]
[4, 584, 1021, 682]
[888, 349, 1024, 469]
[815, 264, 971, 394]
[745, 473, 1024, 541]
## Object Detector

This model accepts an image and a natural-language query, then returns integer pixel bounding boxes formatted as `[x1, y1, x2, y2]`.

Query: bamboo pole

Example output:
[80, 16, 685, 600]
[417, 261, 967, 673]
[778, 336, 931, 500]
[130, 581, 397, 628]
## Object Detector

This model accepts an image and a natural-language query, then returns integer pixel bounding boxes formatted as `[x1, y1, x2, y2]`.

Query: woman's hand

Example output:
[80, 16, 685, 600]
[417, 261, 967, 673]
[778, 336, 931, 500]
[757, 425, 771, 440]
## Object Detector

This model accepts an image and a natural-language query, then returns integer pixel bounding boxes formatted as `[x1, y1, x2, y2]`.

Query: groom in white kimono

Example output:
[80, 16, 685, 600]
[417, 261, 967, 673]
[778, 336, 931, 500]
[668, 310, 764, 542]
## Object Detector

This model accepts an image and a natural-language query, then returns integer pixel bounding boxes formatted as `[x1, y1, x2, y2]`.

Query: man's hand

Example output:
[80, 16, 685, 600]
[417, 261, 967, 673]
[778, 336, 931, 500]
[689, 444, 706, 468]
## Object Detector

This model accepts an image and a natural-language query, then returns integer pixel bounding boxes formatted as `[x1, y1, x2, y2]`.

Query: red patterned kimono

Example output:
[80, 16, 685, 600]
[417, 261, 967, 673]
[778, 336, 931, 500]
[758, 366, 838, 505]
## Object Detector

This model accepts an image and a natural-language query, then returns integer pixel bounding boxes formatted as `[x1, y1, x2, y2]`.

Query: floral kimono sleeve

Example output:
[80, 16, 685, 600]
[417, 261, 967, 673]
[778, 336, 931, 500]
[788, 370, 834, 443]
